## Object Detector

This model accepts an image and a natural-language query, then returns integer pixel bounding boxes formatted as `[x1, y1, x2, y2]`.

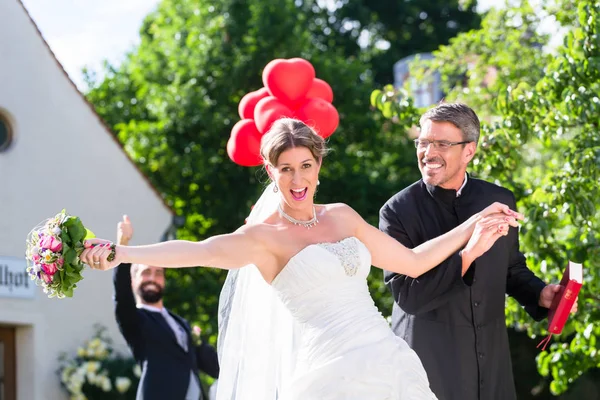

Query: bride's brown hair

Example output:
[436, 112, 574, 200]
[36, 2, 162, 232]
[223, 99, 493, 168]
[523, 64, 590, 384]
[260, 118, 330, 166]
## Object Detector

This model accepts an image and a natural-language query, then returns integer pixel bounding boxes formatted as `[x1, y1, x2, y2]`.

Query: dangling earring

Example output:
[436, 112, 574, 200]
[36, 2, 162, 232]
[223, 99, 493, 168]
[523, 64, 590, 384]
[317, 180, 320, 186]
[273, 185, 279, 193]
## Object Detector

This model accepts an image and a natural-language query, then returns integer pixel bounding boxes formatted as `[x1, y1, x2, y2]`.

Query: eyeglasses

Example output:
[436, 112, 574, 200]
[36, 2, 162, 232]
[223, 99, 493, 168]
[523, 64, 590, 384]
[414, 139, 472, 150]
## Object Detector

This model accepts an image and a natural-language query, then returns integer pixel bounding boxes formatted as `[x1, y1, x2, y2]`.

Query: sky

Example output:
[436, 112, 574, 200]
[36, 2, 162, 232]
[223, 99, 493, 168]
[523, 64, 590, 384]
[21, 0, 549, 93]
[21, 0, 161, 90]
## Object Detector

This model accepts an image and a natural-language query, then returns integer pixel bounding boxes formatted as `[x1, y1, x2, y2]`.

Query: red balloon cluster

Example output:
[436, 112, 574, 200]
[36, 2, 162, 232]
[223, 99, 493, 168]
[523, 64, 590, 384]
[227, 58, 339, 166]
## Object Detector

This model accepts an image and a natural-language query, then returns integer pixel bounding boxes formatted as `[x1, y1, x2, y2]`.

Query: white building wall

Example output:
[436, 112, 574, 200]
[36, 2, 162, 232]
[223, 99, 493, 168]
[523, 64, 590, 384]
[0, 1, 173, 399]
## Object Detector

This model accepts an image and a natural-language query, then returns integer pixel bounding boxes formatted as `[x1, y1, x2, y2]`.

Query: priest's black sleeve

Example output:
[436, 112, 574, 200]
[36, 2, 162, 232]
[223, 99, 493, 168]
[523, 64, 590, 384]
[505, 194, 548, 321]
[379, 202, 472, 315]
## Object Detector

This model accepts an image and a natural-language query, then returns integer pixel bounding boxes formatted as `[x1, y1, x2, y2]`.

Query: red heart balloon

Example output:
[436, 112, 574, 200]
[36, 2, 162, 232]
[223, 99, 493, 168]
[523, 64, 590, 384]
[306, 79, 333, 103]
[227, 119, 263, 167]
[238, 87, 269, 120]
[295, 98, 339, 139]
[262, 58, 315, 108]
[254, 96, 294, 134]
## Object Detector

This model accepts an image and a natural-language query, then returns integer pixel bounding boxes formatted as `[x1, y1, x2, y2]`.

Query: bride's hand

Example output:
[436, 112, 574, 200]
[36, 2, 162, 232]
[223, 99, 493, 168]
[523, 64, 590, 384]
[80, 238, 123, 271]
[479, 202, 524, 221]
[461, 215, 512, 265]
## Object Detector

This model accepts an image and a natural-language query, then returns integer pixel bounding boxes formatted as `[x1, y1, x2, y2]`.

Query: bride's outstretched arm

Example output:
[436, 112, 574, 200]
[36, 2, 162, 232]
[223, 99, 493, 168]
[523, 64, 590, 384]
[80, 226, 272, 271]
[351, 202, 522, 278]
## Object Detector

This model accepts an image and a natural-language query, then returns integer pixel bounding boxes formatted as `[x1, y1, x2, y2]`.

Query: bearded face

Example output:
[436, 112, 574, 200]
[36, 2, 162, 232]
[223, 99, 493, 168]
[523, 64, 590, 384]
[131, 265, 165, 305]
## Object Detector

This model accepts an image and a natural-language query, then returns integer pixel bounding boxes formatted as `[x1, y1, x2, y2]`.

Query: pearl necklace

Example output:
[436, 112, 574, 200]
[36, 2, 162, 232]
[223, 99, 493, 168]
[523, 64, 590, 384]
[278, 204, 319, 229]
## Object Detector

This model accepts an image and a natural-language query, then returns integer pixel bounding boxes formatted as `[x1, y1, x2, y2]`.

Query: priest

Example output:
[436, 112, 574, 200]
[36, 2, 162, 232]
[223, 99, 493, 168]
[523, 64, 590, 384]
[379, 103, 562, 400]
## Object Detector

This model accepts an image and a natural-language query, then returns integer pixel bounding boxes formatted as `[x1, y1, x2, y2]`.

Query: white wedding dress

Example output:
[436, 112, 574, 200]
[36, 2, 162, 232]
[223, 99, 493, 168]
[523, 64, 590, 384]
[268, 236, 437, 400]
[216, 183, 437, 400]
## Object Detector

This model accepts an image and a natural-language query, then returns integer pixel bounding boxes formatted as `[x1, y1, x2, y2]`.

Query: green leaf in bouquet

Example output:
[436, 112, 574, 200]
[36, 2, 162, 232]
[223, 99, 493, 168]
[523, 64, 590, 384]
[62, 284, 74, 298]
[61, 216, 75, 228]
[61, 280, 69, 293]
[63, 216, 86, 243]
[84, 229, 96, 240]
[58, 268, 66, 282]
[60, 231, 70, 247]
[66, 268, 83, 283]
[65, 265, 78, 277]
[61, 241, 71, 256]
[63, 248, 77, 265]
[70, 221, 86, 243]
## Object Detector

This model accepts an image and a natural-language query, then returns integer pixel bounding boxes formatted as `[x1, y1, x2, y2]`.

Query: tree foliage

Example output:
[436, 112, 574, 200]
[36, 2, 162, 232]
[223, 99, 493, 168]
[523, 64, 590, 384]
[312, 0, 483, 85]
[372, 0, 600, 395]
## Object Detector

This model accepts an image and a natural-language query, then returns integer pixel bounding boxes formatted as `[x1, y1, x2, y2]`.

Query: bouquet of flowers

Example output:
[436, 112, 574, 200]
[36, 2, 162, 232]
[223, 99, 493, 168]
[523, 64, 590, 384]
[25, 209, 115, 298]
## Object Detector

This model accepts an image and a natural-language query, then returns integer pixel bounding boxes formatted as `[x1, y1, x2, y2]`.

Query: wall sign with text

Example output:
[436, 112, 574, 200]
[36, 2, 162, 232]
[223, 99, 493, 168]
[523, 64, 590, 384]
[0, 256, 36, 299]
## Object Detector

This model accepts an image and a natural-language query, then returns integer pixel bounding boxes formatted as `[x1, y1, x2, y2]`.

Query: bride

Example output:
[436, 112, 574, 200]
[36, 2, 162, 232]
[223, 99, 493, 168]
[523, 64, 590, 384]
[82, 118, 521, 399]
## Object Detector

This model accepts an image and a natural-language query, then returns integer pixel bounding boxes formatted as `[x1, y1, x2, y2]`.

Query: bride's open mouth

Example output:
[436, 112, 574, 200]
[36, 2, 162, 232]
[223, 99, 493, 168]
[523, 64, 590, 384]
[290, 187, 308, 201]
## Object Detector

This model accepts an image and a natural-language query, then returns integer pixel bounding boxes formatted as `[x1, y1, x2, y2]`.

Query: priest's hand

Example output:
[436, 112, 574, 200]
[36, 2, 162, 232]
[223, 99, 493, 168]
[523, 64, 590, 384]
[460, 215, 512, 266]
[538, 284, 579, 313]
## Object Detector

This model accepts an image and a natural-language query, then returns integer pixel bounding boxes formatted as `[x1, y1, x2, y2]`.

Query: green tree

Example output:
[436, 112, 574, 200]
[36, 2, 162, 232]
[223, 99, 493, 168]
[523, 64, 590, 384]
[321, 0, 482, 85]
[372, 0, 600, 396]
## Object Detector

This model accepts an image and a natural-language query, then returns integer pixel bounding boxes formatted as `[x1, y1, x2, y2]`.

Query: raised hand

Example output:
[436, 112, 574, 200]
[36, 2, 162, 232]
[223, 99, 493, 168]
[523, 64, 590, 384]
[117, 215, 133, 246]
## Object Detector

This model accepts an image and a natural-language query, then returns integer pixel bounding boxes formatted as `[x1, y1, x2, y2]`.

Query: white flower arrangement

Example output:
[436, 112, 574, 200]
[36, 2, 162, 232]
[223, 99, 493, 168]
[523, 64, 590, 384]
[57, 325, 140, 400]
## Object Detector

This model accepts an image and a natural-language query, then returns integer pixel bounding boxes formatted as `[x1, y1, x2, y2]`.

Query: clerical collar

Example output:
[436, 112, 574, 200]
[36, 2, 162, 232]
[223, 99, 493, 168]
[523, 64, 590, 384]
[456, 173, 468, 197]
[425, 172, 470, 204]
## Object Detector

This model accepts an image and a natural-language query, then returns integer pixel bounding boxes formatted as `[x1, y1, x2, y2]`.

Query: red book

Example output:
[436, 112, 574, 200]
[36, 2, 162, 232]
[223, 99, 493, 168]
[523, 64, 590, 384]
[537, 261, 583, 350]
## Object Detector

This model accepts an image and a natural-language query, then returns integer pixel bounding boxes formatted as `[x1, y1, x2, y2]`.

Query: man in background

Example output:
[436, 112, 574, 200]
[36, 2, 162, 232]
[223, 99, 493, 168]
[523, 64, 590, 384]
[113, 215, 219, 400]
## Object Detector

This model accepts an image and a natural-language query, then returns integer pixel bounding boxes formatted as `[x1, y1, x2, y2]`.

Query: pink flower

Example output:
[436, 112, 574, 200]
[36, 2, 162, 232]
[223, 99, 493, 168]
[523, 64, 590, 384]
[32, 253, 41, 263]
[57, 258, 64, 267]
[42, 263, 58, 276]
[40, 272, 53, 284]
[40, 235, 62, 253]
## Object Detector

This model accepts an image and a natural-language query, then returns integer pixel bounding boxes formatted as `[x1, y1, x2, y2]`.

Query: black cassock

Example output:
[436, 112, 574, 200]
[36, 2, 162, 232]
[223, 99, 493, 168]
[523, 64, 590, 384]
[379, 176, 548, 400]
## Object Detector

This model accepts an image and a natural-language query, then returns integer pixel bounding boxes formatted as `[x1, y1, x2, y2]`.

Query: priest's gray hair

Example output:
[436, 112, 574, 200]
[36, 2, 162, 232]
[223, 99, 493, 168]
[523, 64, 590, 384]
[419, 103, 481, 144]
[260, 118, 330, 166]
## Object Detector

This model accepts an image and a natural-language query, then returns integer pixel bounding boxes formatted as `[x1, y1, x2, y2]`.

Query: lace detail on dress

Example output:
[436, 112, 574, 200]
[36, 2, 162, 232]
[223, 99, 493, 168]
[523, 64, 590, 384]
[319, 238, 361, 277]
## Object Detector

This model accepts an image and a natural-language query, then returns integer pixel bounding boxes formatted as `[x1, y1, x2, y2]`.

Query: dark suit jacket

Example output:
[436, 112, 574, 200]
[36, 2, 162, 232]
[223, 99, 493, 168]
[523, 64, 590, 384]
[114, 263, 219, 400]
[380, 177, 547, 400]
